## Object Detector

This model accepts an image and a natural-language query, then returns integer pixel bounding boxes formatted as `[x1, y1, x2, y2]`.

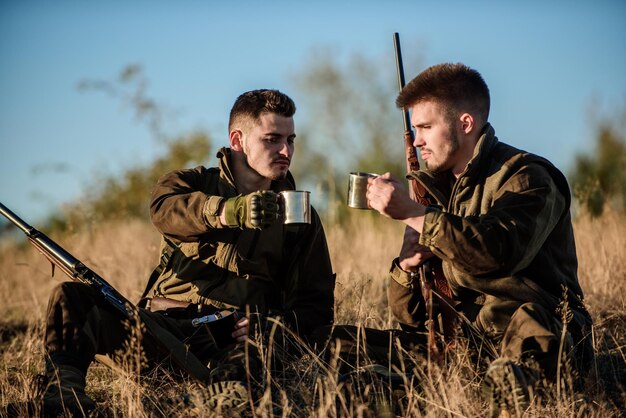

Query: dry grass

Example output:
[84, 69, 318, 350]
[0, 210, 624, 417]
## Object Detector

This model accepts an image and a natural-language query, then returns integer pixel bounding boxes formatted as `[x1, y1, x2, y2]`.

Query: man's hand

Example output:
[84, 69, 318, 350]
[231, 316, 249, 343]
[367, 173, 425, 219]
[221, 190, 279, 229]
[367, 172, 428, 233]
[399, 226, 434, 272]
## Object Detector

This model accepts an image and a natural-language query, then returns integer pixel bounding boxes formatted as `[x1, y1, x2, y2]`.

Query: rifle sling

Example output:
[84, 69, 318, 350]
[138, 237, 177, 307]
[138, 309, 211, 382]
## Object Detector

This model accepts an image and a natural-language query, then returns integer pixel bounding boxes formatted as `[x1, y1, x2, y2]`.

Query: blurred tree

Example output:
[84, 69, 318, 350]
[290, 47, 424, 223]
[569, 105, 626, 217]
[45, 66, 213, 232]
[40, 45, 428, 232]
[77, 64, 172, 142]
[77, 131, 210, 222]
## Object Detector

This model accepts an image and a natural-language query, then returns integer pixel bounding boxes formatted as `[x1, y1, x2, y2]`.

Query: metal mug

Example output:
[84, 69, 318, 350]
[280, 191, 311, 224]
[347, 172, 378, 209]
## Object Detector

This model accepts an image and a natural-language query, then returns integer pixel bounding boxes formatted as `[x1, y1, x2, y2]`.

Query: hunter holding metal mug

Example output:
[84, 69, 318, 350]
[40, 89, 335, 415]
[366, 62, 594, 417]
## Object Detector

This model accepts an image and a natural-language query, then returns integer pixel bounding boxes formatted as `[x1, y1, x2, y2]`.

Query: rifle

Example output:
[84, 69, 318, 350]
[0, 201, 211, 382]
[393, 33, 456, 362]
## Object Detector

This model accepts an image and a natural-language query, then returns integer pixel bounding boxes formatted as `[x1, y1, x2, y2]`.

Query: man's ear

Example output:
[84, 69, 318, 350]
[230, 129, 244, 151]
[459, 113, 475, 135]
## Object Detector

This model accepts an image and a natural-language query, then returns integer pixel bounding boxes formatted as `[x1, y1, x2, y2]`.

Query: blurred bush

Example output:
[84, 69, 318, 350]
[43, 65, 213, 233]
[290, 48, 422, 223]
[46, 131, 212, 233]
[570, 105, 626, 217]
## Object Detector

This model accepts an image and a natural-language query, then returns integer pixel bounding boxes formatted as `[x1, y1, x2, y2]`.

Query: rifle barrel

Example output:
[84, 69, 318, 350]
[393, 32, 411, 132]
[0, 202, 83, 271]
[0, 202, 31, 235]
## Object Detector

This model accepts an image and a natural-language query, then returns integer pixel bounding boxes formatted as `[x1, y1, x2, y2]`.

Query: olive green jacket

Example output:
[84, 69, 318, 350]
[146, 148, 335, 339]
[389, 124, 591, 337]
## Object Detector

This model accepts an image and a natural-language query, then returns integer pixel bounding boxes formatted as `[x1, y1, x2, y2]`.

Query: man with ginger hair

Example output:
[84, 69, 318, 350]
[42, 89, 335, 415]
[366, 63, 593, 416]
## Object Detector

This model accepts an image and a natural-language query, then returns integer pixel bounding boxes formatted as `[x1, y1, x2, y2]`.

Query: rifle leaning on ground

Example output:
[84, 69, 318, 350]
[393, 33, 457, 363]
[0, 201, 212, 382]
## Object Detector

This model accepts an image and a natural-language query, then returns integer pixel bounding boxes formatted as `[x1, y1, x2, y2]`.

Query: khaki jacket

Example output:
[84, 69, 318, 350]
[146, 148, 335, 339]
[389, 124, 591, 337]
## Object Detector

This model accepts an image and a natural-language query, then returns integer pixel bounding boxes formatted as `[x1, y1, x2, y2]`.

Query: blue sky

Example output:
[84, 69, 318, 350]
[1, 1, 625, 222]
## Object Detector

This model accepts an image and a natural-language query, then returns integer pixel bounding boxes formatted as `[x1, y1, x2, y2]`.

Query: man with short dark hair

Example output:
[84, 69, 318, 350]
[42, 89, 336, 415]
[366, 63, 593, 416]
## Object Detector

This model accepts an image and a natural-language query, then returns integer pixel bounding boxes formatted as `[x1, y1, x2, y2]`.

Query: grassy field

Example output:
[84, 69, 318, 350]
[0, 209, 624, 417]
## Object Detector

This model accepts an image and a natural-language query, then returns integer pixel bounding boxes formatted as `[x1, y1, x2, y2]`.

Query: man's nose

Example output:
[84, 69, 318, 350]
[413, 133, 425, 148]
[279, 141, 292, 157]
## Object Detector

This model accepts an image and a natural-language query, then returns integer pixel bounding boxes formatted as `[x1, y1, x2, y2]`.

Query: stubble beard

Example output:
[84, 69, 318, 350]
[424, 126, 460, 173]
[242, 153, 287, 182]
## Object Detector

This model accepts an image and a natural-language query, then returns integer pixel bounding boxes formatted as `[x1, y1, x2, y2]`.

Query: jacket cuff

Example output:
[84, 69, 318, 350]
[203, 196, 225, 228]
[419, 206, 442, 247]
[389, 257, 416, 288]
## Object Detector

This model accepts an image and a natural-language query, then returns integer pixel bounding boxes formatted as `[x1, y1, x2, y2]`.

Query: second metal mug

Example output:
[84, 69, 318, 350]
[347, 172, 378, 209]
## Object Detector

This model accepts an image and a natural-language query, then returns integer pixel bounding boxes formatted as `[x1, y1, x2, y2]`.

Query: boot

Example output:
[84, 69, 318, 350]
[206, 380, 249, 411]
[338, 364, 415, 417]
[42, 363, 96, 417]
[184, 380, 249, 413]
[482, 358, 535, 418]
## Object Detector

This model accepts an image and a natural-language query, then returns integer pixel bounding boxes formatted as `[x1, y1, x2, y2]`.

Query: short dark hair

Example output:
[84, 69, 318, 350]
[228, 89, 296, 132]
[396, 63, 490, 125]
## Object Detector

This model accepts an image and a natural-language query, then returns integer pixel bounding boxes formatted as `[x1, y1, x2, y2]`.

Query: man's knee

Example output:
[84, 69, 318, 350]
[500, 302, 573, 379]
[476, 299, 522, 337]
[48, 281, 97, 307]
[508, 302, 565, 339]
[46, 282, 99, 327]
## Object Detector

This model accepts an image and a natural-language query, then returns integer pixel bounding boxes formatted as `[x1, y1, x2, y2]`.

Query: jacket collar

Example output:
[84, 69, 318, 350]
[461, 123, 498, 179]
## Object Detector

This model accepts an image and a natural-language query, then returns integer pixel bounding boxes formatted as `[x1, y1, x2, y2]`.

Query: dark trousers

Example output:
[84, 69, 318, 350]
[497, 302, 593, 380]
[44, 281, 258, 382]
[310, 324, 427, 376]
[312, 302, 593, 382]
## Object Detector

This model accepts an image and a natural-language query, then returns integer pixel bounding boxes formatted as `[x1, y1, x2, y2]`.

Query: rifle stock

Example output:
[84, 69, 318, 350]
[0, 201, 211, 382]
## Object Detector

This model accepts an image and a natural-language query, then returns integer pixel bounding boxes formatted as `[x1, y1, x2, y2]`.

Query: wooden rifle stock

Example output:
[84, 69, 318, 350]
[393, 33, 456, 362]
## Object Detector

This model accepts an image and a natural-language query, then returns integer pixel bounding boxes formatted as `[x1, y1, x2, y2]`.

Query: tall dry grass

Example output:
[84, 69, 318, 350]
[0, 210, 624, 416]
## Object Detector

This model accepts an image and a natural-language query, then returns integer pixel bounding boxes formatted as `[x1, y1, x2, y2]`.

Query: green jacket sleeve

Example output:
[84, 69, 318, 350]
[150, 167, 225, 242]
[387, 258, 427, 331]
[419, 163, 567, 277]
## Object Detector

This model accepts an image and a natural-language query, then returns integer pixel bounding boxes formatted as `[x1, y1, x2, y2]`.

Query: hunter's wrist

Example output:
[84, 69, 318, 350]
[390, 258, 416, 288]
[401, 203, 426, 233]
[221, 196, 242, 227]
[398, 258, 417, 273]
